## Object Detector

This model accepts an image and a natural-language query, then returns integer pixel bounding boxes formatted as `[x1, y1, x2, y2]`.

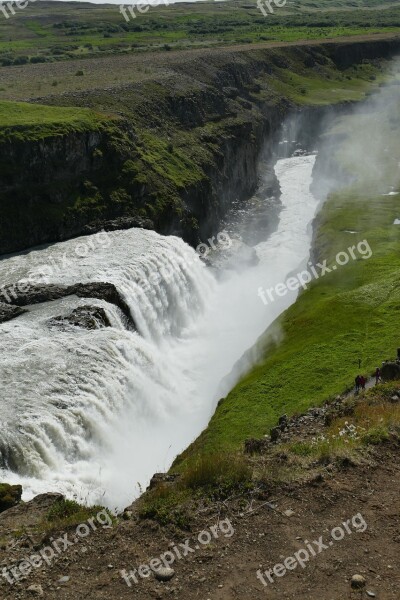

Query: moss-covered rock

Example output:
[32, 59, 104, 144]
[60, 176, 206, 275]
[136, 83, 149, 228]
[0, 483, 22, 513]
[381, 362, 400, 381]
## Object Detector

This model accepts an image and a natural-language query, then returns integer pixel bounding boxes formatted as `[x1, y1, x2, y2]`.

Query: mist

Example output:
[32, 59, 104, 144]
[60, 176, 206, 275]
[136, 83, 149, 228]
[312, 57, 400, 203]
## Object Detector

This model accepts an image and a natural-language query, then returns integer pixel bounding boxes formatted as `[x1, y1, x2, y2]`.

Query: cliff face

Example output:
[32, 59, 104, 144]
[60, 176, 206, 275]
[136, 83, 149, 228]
[0, 131, 107, 252]
[1, 37, 399, 255]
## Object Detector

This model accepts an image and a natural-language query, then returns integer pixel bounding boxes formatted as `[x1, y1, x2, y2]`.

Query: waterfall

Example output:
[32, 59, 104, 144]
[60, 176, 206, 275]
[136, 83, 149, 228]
[0, 155, 319, 510]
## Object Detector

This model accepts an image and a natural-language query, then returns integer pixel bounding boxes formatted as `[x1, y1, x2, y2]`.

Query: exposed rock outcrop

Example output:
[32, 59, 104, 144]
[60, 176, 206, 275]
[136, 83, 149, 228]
[0, 483, 22, 513]
[83, 215, 154, 236]
[0, 302, 26, 324]
[48, 305, 112, 330]
[381, 361, 400, 381]
[0, 282, 135, 329]
[147, 473, 179, 490]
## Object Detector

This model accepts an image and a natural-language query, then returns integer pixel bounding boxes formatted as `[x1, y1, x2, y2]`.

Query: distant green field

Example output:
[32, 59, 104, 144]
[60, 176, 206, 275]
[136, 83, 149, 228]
[0, 0, 399, 65]
[265, 60, 388, 104]
[174, 79, 400, 466]
[0, 100, 107, 141]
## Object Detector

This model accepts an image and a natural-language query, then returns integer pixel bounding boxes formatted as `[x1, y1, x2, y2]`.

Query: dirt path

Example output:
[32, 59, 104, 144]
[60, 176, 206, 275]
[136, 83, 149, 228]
[0, 407, 399, 599]
[1, 445, 399, 599]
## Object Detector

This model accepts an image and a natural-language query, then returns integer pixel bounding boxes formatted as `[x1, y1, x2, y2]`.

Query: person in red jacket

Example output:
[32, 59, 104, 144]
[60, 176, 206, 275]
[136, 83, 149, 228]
[375, 367, 381, 385]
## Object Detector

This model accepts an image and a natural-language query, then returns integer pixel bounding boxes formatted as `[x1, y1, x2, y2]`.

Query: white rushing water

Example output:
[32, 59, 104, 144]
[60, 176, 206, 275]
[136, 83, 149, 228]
[0, 154, 318, 510]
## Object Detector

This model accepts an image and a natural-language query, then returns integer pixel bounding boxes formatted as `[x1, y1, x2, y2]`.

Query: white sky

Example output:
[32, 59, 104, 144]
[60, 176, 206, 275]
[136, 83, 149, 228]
[42, 0, 215, 4]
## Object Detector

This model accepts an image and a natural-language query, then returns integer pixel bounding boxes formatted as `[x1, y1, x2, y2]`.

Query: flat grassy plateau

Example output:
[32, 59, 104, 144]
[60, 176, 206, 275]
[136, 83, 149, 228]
[0, 0, 399, 68]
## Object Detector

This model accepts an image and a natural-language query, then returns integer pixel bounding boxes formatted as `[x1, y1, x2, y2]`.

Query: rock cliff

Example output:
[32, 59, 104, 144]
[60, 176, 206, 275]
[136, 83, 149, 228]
[1, 38, 399, 255]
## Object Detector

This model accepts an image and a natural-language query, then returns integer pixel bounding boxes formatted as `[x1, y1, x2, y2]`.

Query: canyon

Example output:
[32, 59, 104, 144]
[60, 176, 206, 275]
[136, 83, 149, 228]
[1, 36, 399, 255]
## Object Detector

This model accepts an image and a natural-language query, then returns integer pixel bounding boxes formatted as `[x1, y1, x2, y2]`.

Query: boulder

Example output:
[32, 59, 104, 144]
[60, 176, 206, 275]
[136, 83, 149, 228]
[351, 574, 366, 589]
[0, 483, 22, 513]
[154, 567, 175, 582]
[147, 473, 178, 490]
[27, 584, 43, 596]
[270, 426, 281, 443]
[381, 362, 400, 381]
[244, 438, 269, 454]
[0, 302, 26, 324]
[278, 414, 288, 430]
[2, 282, 135, 329]
[48, 305, 111, 330]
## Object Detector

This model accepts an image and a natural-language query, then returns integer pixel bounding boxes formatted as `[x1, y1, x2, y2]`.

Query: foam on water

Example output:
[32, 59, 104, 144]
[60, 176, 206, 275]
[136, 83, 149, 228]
[0, 154, 319, 510]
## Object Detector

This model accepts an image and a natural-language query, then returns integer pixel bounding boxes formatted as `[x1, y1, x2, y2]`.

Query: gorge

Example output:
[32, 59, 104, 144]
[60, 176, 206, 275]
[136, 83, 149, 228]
[0, 147, 319, 510]
[1, 34, 400, 510]
[1, 37, 399, 254]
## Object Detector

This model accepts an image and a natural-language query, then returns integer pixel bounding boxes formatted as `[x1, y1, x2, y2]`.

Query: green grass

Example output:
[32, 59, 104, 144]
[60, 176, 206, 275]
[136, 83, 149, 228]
[139, 132, 204, 188]
[46, 498, 102, 523]
[174, 81, 400, 467]
[0, 100, 108, 141]
[285, 384, 400, 459]
[140, 381, 400, 526]
[138, 452, 253, 527]
[267, 62, 386, 104]
[0, 0, 400, 65]
[34, 498, 115, 535]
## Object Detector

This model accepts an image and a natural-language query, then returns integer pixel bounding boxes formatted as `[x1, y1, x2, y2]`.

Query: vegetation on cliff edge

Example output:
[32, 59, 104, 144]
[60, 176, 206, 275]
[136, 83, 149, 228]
[173, 76, 400, 467]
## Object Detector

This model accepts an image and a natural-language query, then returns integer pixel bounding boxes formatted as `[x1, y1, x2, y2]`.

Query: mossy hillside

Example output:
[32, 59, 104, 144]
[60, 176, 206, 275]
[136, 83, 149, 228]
[266, 60, 387, 105]
[173, 84, 400, 467]
[129, 131, 206, 224]
[43, 46, 393, 226]
[175, 194, 400, 463]
[140, 381, 400, 528]
[0, 100, 206, 244]
[0, 100, 107, 142]
[0, 82, 252, 247]
[248, 42, 400, 107]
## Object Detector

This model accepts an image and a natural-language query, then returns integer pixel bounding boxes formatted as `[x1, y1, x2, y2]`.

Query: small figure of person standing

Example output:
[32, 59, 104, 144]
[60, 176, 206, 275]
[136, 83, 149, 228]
[355, 375, 361, 393]
[360, 375, 366, 391]
[375, 367, 381, 385]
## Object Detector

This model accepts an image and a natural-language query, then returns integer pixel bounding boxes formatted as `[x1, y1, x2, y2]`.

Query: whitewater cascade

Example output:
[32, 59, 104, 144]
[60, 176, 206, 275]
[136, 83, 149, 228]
[0, 154, 318, 510]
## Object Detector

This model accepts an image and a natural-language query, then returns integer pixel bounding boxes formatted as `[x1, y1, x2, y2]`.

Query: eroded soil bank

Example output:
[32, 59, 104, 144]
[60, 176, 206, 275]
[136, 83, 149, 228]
[0, 383, 399, 599]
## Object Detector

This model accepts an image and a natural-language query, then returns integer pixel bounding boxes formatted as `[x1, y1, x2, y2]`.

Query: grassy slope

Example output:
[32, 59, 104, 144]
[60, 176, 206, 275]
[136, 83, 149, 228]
[174, 77, 400, 467]
[262, 59, 386, 105]
[0, 100, 107, 141]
